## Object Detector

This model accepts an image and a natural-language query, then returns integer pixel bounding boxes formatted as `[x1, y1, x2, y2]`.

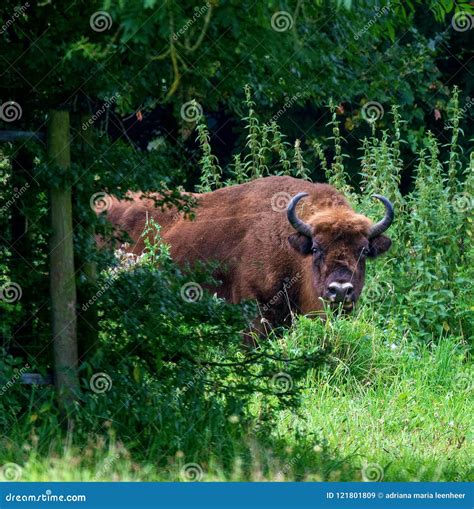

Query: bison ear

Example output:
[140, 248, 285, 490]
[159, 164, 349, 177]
[368, 234, 392, 258]
[288, 233, 312, 255]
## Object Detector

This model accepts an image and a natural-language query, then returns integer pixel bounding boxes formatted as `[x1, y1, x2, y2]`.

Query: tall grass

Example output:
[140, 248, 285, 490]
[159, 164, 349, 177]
[2, 319, 472, 481]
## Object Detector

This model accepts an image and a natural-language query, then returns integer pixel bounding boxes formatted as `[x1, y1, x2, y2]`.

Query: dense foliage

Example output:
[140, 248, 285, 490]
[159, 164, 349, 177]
[1, 1, 473, 179]
[0, 0, 472, 483]
[1, 88, 472, 481]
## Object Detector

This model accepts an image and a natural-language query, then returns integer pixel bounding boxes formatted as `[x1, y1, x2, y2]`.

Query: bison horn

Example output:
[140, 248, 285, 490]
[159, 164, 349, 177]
[287, 192, 313, 238]
[368, 194, 394, 239]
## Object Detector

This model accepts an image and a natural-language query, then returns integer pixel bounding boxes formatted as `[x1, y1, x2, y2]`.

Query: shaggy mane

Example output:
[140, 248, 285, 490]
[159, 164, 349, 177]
[306, 207, 372, 236]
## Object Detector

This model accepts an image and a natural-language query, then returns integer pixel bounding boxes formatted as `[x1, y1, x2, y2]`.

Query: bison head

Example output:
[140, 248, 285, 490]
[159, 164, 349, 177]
[287, 192, 393, 311]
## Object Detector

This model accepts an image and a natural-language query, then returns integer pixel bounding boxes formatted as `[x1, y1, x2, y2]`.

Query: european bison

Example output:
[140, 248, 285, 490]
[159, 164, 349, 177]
[107, 176, 393, 328]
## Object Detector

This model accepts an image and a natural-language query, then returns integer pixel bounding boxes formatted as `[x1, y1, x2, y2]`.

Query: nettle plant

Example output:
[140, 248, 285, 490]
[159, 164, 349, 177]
[194, 86, 473, 342]
[197, 85, 312, 192]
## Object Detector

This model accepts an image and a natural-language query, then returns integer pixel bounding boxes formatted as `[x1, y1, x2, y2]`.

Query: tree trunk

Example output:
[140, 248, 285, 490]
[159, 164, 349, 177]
[48, 110, 80, 408]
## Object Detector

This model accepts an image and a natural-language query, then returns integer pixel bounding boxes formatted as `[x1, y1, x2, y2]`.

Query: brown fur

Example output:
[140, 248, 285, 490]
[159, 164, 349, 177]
[106, 176, 391, 326]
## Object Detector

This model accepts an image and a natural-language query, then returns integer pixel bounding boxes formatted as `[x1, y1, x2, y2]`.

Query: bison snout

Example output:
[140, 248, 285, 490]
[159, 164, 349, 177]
[325, 281, 354, 305]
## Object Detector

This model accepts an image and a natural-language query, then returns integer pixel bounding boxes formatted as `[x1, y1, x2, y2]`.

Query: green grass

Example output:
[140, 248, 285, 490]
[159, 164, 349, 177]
[3, 312, 472, 482]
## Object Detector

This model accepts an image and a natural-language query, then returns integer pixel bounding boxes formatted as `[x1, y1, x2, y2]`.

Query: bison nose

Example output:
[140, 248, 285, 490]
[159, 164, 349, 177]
[326, 282, 353, 303]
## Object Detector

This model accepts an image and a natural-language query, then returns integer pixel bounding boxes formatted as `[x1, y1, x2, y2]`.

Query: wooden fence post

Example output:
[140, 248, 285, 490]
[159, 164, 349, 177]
[48, 110, 80, 407]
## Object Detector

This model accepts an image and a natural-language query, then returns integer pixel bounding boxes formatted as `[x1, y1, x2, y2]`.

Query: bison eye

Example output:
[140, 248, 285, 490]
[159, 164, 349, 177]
[311, 245, 321, 254]
[361, 247, 370, 257]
